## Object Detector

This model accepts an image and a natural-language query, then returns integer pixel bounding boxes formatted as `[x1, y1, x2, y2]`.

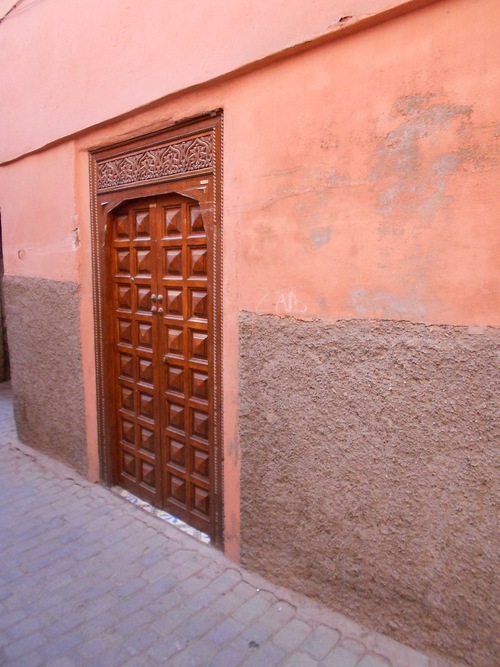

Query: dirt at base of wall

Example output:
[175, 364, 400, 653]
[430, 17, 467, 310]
[3, 276, 87, 475]
[239, 312, 499, 667]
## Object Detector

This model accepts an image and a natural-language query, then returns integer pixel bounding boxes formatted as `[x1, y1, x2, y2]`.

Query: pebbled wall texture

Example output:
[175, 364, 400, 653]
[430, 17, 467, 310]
[239, 312, 500, 667]
[3, 277, 87, 475]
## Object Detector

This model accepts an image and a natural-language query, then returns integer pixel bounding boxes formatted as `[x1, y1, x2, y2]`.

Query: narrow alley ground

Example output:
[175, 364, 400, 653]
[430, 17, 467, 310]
[0, 383, 453, 667]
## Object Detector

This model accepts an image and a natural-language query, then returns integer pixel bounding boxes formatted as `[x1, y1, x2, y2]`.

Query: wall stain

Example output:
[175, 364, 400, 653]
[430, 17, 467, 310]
[309, 226, 331, 248]
[371, 94, 476, 236]
[226, 437, 240, 467]
[351, 287, 426, 320]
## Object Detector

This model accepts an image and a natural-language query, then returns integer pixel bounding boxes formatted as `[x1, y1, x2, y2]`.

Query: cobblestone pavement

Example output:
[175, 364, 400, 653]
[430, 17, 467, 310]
[0, 382, 453, 667]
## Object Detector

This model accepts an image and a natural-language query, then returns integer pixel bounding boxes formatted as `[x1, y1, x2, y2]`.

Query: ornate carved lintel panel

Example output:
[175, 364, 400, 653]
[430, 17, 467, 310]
[97, 134, 214, 192]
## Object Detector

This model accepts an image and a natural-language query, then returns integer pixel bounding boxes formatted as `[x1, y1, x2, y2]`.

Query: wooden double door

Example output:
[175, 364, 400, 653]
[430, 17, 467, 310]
[108, 191, 216, 537]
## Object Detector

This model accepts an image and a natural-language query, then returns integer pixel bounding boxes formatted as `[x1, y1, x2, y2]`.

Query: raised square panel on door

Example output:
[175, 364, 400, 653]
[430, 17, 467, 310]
[168, 436, 186, 468]
[139, 425, 155, 454]
[120, 386, 135, 413]
[136, 321, 153, 351]
[140, 461, 155, 490]
[116, 284, 132, 311]
[167, 364, 186, 397]
[136, 286, 152, 313]
[118, 353, 134, 380]
[166, 327, 184, 358]
[189, 247, 207, 278]
[122, 451, 136, 479]
[188, 205, 205, 236]
[189, 331, 208, 364]
[138, 357, 154, 386]
[192, 486, 210, 517]
[191, 408, 209, 443]
[189, 289, 208, 322]
[117, 319, 133, 346]
[115, 214, 130, 240]
[166, 289, 183, 319]
[164, 206, 183, 238]
[165, 248, 183, 278]
[139, 390, 154, 421]
[166, 399, 185, 435]
[116, 249, 131, 276]
[168, 473, 187, 507]
[134, 210, 150, 238]
[119, 417, 135, 448]
[191, 369, 209, 402]
[135, 248, 152, 276]
[191, 445, 209, 480]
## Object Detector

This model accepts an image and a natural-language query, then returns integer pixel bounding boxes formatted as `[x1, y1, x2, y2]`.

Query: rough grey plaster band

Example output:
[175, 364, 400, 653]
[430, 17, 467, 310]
[239, 313, 499, 667]
[4, 276, 87, 475]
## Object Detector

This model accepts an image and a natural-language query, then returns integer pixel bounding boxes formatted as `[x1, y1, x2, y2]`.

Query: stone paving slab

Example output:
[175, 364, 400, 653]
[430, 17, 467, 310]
[0, 383, 456, 666]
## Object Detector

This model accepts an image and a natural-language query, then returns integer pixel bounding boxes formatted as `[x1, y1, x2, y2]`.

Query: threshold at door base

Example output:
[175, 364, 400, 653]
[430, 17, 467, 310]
[112, 487, 211, 544]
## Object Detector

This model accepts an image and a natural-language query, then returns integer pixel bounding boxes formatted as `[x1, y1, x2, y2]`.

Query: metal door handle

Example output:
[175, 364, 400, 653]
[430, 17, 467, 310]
[157, 307, 163, 315]
[162, 354, 168, 364]
[151, 293, 157, 302]
[151, 305, 157, 314]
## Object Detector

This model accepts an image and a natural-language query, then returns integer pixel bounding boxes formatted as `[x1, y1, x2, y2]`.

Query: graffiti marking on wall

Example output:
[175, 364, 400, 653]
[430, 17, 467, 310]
[257, 289, 308, 316]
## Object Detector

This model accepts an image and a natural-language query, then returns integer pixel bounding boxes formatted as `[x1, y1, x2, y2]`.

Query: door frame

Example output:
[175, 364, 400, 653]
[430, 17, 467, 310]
[89, 112, 224, 545]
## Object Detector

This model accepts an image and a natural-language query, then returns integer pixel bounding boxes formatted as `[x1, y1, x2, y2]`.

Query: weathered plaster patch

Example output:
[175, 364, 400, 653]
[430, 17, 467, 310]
[239, 312, 500, 667]
[225, 437, 240, 467]
[372, 94, 477, 234]
[309, 226, 332, 248]
[396, 94, 472, 126]
[351, 287, 426, 320]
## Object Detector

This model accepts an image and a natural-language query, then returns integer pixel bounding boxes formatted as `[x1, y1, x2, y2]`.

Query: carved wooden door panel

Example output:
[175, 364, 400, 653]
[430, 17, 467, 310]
[110, 192, 214, 537]
[111, 197, 159, 507]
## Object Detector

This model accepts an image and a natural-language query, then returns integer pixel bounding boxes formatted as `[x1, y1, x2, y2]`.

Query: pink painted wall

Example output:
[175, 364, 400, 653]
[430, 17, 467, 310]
[1, 0, 433, 163]
[0, 143, 79, 282]
[1, 0, 499, 562]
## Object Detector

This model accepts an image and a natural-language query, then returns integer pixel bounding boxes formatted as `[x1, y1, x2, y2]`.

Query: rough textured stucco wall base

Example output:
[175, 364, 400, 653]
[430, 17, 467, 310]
[239, 313, 499, 667]
[4, 277, 87, 474]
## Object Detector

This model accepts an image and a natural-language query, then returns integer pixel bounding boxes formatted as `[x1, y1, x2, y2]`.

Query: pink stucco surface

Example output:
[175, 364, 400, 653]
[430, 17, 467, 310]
[0, 143, 79, 282]
[1, 0, 499, 563]
[0, 0, 434, 163]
